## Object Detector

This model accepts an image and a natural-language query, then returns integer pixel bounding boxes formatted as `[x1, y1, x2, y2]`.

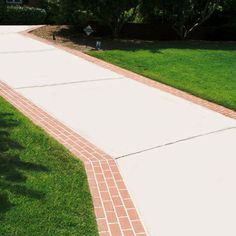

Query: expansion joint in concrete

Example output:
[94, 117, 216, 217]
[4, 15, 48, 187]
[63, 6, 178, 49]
[15, 77, 124, 90]
[115, 126, 236, 160]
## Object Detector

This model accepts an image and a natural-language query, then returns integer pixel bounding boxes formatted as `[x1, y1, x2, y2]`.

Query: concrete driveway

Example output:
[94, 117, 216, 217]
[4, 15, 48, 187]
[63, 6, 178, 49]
[1, 26, 236, 236]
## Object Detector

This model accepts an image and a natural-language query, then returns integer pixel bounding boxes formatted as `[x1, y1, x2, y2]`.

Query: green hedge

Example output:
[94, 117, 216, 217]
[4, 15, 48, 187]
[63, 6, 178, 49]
[2, 6, 46, 24]
[0, 0, 6, 22]
[216, 22, 236, 40]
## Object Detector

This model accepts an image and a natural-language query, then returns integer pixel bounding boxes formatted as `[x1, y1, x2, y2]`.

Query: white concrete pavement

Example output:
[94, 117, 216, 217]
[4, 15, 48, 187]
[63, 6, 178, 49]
[118, 128, 236, 236]
[1, 26, 236, 236]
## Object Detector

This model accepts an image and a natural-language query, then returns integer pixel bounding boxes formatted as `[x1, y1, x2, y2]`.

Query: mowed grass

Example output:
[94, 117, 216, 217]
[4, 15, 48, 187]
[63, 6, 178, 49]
[0, 97, 98, 236]
[89, 41, 236, 111]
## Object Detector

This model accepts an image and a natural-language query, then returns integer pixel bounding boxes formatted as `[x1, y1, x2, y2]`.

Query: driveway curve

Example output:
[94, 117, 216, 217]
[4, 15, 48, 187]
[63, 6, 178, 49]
[1, 26, 236, 236]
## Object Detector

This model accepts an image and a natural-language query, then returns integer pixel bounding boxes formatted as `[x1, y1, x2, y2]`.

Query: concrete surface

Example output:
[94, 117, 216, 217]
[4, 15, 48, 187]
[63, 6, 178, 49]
[118, 128, 236, 236]
[0, 34, 120, 88]
[0, 25, 31, 34]
[18, 79, 235, 158]
[1, 26, 236, 236]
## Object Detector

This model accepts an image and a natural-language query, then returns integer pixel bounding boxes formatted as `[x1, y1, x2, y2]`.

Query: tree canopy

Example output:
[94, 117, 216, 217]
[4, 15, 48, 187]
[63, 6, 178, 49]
[49, 0, 235, 38]
[82, 0, 140, 37]
[141, 0, 224, 38]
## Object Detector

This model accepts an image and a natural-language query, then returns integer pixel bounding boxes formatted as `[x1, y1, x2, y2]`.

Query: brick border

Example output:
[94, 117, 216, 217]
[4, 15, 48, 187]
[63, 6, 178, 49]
[2, 26, 235, 235]
[0, 81, 147, 236]
[21, 27, 236, 120]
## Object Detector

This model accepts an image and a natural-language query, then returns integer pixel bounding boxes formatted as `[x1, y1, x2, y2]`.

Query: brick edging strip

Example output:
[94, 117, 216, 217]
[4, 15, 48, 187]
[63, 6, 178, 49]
[0, 81, 147, 236]
[2, 26, 234, 236]
[21, 26, 236, 120]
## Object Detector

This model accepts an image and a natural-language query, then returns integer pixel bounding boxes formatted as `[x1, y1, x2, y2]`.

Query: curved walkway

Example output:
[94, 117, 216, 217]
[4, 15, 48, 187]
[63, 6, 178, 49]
[1, 26, 236, 236]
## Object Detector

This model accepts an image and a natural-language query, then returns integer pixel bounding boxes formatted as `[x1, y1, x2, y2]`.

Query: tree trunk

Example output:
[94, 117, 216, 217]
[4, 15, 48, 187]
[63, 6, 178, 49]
[172, 0, 220, 39]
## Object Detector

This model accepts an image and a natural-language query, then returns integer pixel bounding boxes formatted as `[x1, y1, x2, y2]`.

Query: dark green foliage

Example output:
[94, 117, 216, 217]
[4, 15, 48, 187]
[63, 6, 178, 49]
[23, 0, 29, 4]
[43, 0, 90, 25]
[2, 6, 46, 25]
[0, 0, 6, 22]
[58, 0, 140, 37]
[58, 0, 85, 24]
[223, 0, 236, 11]
[41, 0, 61, 24]
[139, 0, 163, 23]
[84, 0, 140, 37]
[213, 22, 236, 40]
[39, 0, 236, 37]
[140, 0, 223, 38]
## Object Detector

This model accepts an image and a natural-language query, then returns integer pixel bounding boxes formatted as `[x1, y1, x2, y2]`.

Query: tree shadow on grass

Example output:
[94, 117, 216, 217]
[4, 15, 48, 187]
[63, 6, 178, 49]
[0, 112, 48, 217]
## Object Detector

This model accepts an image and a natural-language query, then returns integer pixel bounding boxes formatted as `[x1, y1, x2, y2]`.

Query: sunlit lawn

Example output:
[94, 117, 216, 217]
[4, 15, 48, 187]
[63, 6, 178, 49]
[89, 41, 236, 111]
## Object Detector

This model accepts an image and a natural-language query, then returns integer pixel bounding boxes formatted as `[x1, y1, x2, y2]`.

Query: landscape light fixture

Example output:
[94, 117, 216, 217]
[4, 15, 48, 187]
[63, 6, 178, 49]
[96, 41, 102, 50]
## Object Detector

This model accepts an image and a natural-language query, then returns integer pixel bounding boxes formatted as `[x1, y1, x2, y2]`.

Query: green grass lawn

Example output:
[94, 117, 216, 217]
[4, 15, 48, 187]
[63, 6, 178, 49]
[89, 41, 236, 111]
[0, 97, 98, 236]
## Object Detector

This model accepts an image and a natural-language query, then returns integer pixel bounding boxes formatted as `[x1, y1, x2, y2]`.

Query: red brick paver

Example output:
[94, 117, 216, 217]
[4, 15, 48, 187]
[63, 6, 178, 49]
[0, 81, 147, 236]
[22, 28, 236, 120]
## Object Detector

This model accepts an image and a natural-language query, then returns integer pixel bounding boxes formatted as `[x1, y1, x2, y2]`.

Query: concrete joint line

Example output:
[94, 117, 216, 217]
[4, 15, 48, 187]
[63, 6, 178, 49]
[15, 77, 124, 90]
[115, 126, 236, 160]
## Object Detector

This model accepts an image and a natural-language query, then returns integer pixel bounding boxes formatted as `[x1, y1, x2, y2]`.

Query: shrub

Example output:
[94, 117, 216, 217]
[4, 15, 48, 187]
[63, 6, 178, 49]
[0, 0, 6, 22]
[41, 0, 61, 24]
[72, 10, 95, 26]
[3, 6, 46, 24]
[84, 0, 140, 38]
[213, 22, 236, 40]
